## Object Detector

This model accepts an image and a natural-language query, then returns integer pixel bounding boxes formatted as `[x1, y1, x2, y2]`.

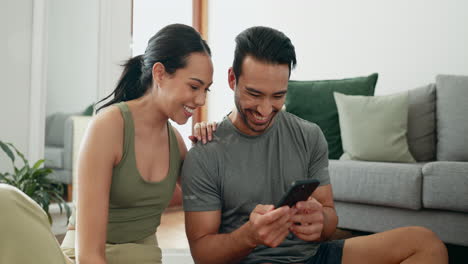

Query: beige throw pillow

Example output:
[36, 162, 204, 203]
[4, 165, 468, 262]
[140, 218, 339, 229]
[334, 92, 415, 163]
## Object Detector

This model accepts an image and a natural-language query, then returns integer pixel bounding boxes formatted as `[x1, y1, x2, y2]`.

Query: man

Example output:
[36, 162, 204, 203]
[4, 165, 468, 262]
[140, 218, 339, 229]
[181, 26, 448, 264]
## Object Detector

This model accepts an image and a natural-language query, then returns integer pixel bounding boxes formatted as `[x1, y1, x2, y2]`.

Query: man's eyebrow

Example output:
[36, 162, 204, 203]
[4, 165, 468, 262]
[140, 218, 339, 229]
[245, 87, 264, 94]
[245, 87, 288, 95]
[273, 90, 288, 95]
[189, 78, 213, 86]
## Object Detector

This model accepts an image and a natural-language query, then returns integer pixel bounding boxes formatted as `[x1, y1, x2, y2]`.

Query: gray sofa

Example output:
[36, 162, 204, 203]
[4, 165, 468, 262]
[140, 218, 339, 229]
[329, 74, 468, 246]
[44, 112, 75, 185]
[45, 112, 92, 201]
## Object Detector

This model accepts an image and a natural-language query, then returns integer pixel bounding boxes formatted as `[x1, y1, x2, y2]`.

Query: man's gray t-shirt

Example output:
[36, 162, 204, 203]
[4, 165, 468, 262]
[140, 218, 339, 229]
[181, 111, 330, 264]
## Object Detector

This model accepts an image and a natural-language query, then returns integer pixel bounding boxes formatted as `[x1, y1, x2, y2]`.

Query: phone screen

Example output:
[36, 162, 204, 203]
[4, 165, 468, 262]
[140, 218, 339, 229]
[275, 179, 320, 208]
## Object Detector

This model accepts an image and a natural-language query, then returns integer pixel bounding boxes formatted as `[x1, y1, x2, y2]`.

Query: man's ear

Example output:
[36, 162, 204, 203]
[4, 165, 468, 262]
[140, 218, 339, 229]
[152, 62, 166, 84]
[228, 67, 236, 91]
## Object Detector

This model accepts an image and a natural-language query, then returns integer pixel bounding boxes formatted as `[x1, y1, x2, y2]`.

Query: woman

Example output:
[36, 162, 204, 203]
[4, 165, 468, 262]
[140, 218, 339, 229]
[0, 23, 213, 264]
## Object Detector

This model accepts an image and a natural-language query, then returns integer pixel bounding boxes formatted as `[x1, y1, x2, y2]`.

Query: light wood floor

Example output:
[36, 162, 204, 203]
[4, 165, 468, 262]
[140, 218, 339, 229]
[157, 207, 190, 249]
[52, 205, 468, 263]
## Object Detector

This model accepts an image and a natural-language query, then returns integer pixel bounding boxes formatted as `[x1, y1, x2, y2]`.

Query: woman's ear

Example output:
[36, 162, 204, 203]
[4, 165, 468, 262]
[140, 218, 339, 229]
[152, 62, 166, 84]
[228, 67, 236, 91]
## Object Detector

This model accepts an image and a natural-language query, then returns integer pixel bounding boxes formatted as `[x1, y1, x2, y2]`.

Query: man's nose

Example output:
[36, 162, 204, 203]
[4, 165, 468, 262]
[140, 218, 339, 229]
[257, 99, 273, 117]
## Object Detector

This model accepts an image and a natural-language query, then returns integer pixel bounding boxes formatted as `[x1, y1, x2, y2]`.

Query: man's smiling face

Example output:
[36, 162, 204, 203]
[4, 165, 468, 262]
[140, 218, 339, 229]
[228, 56, 290, 135]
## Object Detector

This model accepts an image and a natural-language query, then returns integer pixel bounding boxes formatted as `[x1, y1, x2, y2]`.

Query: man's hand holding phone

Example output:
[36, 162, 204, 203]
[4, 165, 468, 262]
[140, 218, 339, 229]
[289, 197, 324, 241]
[246, 179, 323, 248]
[246, 204, 297, 248]
[272, 179, 324, 242]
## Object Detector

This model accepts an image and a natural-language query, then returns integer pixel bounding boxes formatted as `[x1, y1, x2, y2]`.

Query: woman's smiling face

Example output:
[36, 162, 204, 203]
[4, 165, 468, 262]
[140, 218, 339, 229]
[156, 52, 214, 125]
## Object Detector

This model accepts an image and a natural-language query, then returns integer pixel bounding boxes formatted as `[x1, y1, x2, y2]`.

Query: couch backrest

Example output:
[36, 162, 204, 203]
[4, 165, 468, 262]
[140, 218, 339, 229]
[436, 74, 468, 161]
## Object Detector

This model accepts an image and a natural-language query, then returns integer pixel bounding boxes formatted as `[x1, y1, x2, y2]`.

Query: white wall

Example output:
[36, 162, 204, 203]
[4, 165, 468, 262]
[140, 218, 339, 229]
[0, 0, 132, 172]
[132, 0, 192, 55]
[132, 0, 194, 148]
[46, 0, 99, 116]
[0, 0, 33, 171]
[207, 0, 468, 121]
[96, 0, 133, 102]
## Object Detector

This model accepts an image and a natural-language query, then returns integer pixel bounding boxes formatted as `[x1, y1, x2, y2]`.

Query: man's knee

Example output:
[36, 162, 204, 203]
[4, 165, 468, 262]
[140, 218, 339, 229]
[405, 226, 440, 241]
[405, 226, 447, 254]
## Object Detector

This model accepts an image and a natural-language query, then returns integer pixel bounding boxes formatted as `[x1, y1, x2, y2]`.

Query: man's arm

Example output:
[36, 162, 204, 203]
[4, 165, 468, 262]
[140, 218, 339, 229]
[185, 205, 293, 264]
[315, 184, 338, 240]
[288, 123, 337, 241]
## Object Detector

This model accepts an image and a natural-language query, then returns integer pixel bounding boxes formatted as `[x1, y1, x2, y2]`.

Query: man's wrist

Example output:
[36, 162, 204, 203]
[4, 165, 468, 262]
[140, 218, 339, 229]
[240, 220, 258, 249]
[320, 206, 337, 240]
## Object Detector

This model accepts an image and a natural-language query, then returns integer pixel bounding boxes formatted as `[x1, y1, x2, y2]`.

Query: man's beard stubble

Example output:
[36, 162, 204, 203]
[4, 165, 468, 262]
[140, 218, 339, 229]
[233, 90, 275, 134]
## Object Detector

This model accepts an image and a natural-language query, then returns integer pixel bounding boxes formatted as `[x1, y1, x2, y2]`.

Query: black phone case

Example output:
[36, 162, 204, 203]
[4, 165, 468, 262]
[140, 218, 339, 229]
[275, 179, 320, 208]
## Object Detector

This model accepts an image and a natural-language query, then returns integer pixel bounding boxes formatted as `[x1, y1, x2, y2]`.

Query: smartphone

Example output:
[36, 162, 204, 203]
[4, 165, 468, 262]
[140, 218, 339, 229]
[275, 179, 320, 208]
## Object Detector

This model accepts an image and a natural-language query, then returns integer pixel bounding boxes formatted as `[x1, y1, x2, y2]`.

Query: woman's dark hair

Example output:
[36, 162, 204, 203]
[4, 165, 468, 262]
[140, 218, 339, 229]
[96, 23, 211, 112]
[232, 26, 296, 81]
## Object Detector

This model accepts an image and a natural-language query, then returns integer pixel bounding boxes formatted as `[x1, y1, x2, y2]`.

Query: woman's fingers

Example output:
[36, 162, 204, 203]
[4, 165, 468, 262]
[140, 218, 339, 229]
[191, 121, 217, 144]
[200, 122, 207, 144]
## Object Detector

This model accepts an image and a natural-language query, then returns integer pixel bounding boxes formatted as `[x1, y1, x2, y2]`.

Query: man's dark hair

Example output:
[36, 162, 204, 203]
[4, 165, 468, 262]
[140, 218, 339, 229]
[232, 26, 297, 81]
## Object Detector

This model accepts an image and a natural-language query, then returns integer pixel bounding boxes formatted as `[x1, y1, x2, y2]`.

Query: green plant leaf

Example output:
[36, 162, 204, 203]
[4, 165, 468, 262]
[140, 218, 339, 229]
[24, 181, 38, 197]
[15, 166, 30, 189]
[0, 141, 15, 162]
[0, 173, 14, 185]
[32, 167, 53, 179]
[7, 142, 28, 167]
[38, 192, 50, 212]
[52, 192, 71, 223]
[0, 141, 68, 225]
[32, 159, 45, 170]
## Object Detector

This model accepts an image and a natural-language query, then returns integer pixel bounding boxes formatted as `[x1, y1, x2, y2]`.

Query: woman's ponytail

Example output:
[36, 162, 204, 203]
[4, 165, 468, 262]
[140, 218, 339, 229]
[96, 55, 147, 112]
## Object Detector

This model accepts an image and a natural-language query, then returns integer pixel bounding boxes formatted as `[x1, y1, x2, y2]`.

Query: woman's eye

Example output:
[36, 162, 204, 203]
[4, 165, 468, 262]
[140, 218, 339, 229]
[191, 85, 199, 90]
[205, 88, 211, 93]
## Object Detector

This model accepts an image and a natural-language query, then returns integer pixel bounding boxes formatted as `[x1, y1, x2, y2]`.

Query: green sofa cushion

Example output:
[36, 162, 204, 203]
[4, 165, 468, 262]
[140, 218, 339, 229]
[285, 73, 378, 159]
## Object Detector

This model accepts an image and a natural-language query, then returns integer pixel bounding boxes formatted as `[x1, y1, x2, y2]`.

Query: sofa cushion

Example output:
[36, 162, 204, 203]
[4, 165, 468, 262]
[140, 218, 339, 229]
[44, 146, 64, 169]
[285, 73, 378, 160]
[422, 162, 468, 213]
[407, 84, 436, 162]
[436, 74, 468, 161]
[334, 92, 415, 163]
[329, 160, 423, 210]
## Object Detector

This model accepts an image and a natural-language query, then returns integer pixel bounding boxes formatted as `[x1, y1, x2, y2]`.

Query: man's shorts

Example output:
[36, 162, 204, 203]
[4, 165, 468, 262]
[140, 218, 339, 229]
[305, 240, 344, 264]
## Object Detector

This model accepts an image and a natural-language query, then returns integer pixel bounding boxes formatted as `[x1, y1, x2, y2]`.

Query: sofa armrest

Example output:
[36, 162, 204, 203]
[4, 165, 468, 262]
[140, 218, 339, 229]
[63, 116, 92, 201]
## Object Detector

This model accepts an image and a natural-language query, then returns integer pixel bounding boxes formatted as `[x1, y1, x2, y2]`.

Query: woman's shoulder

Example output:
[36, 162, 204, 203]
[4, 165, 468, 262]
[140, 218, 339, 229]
[87, 104, 125, 138]
[169, 124, 188, 160]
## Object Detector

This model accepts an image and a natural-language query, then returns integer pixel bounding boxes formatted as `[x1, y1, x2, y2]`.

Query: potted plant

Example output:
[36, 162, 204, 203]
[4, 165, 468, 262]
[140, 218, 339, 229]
[0, 140, 71, 223]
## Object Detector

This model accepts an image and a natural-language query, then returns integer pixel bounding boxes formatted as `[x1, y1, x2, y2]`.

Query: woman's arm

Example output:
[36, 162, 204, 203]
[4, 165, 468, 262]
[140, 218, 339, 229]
[75, 107, 123, 264]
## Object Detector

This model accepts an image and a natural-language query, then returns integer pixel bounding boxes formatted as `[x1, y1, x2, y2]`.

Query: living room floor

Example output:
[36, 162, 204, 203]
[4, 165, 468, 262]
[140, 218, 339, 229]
[52, 205, 467, 264]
